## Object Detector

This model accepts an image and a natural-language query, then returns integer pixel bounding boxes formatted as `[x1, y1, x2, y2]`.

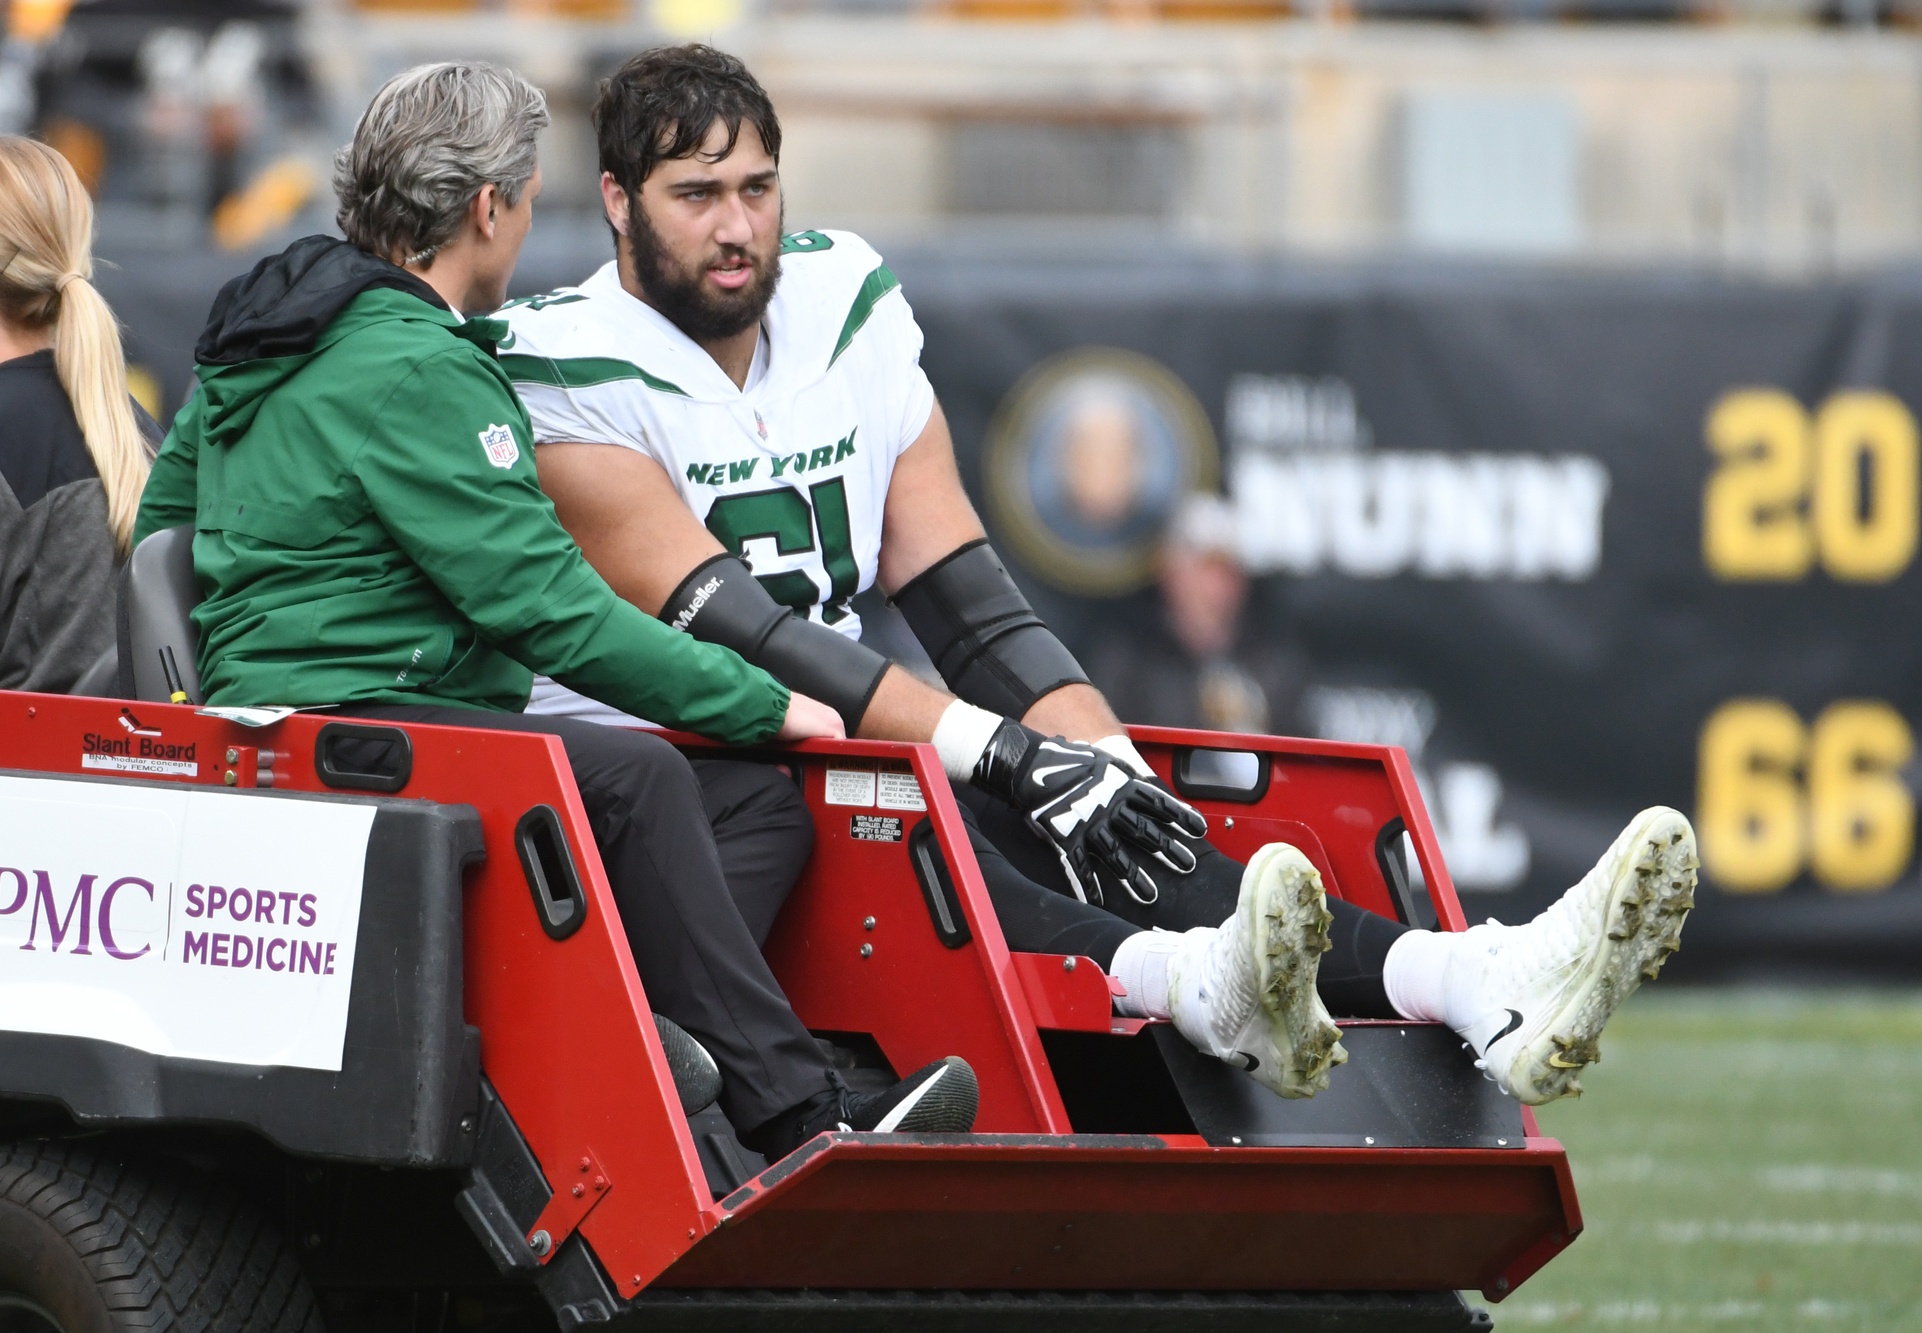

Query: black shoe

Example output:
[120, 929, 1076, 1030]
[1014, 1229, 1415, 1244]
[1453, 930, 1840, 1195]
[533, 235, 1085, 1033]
[654, 1013, 722, 1115]
[751, 1057, 979, 1160]
[837, 1056, 979, 1135]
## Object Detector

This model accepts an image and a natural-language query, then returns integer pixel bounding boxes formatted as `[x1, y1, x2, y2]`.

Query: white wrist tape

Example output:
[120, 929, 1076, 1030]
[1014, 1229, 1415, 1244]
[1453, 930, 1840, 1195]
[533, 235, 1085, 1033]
[932, 699, 1007, 783]
[1094, 734, 1153, 779]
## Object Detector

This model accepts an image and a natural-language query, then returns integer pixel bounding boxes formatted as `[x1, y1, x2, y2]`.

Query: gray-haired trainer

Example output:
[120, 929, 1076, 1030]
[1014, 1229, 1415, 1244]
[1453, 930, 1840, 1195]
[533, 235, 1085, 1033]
[1453, 807, 1697, 1105]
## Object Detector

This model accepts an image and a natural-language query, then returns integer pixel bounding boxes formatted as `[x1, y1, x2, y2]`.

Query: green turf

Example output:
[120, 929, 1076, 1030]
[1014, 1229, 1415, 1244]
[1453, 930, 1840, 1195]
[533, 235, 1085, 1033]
[1493, 989, 1922, 1330]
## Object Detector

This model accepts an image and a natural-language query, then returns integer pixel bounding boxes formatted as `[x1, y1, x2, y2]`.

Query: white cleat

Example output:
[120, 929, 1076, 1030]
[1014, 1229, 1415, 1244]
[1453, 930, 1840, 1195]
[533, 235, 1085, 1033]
[1451, 806, 1697, 1105]
[1168, 842, 1348, 1099]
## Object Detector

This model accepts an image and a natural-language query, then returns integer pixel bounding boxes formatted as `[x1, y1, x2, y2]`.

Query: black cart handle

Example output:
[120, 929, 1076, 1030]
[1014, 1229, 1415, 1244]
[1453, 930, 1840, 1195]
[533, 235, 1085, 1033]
[517, 804, 588, 941]
[314, 722, 414, 793]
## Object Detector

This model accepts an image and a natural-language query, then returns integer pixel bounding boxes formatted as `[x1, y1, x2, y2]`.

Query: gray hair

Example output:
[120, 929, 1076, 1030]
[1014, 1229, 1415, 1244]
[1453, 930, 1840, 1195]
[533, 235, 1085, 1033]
[334, 61, 550, 266]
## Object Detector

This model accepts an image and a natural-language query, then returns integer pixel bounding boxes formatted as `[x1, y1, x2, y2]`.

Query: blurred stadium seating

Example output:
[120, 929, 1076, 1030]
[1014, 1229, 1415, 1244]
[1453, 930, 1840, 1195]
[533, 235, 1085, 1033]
[6, 0, 1921, 272]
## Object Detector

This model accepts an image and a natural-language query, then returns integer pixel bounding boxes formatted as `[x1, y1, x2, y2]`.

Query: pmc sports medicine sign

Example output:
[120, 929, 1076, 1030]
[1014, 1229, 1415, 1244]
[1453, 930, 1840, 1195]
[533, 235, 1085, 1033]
[0, 775, 375, 1071]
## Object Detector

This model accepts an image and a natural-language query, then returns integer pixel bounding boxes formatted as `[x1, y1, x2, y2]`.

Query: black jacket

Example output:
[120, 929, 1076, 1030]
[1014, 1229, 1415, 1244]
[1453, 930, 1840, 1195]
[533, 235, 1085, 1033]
[0, 350, 157, 692]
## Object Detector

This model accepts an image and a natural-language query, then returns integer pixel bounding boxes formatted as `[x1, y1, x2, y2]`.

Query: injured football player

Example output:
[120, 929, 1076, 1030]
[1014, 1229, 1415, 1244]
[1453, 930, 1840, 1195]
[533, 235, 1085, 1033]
[500, 43, 1696, 1104]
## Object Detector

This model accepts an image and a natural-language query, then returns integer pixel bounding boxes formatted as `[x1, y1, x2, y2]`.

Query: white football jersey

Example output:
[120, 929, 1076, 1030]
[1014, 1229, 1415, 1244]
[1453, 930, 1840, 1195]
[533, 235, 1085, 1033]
[498, 229, 936, 726]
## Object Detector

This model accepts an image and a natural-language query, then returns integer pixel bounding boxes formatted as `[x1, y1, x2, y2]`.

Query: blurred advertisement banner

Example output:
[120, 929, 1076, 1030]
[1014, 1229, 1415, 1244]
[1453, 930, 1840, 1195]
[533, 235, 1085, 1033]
[907, 270, 1922, 982]
[101, 244, 1922, 979]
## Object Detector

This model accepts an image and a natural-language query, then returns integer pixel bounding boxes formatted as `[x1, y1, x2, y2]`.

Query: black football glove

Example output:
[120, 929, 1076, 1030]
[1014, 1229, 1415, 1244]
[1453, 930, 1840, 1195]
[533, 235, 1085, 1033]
[969, 720, 1208, 905]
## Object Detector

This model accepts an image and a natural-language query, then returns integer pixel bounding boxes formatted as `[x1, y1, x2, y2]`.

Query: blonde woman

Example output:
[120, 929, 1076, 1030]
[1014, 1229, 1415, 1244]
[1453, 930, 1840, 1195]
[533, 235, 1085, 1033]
[0, 136, 157, 693]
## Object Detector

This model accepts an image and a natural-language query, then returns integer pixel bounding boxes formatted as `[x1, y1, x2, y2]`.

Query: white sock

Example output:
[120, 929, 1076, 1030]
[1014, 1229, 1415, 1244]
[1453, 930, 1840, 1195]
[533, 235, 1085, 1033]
[931, 700, 1006, 784]
[1381, 928, 1454, 1024]
[1109, 929, 1184, 1019]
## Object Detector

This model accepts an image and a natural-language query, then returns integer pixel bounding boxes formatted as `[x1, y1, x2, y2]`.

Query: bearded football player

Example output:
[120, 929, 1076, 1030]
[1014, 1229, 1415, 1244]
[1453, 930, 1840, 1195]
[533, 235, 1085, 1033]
[497, 44, 1696, 1107]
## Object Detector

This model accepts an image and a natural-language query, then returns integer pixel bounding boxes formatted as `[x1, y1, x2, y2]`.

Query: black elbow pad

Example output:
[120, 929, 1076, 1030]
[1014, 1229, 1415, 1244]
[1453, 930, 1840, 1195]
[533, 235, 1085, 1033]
[661, 554, 890, 734]
[890, 539, 1088, 721]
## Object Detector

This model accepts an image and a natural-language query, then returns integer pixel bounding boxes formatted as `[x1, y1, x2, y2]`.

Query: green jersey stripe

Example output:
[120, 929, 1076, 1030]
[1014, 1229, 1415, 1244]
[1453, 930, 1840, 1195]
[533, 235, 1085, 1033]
[828, 264, 900, 369]
[496, 291, 588, 312]
[500, 353, 688, 396]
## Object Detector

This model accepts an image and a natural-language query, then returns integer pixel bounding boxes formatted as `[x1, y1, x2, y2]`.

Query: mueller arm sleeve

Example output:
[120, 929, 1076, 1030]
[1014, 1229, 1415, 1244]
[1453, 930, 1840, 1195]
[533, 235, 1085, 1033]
[889, 539, 1089, 721]
[661, 554, 891, 734]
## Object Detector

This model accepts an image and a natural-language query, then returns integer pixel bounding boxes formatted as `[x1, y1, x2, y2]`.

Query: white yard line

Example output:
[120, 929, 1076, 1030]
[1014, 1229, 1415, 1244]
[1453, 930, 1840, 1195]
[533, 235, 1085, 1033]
[1577, 1156, 1922, 1198]
[1502, 1298, 1915, 1324]
[1648, 1219, 1922, 1245]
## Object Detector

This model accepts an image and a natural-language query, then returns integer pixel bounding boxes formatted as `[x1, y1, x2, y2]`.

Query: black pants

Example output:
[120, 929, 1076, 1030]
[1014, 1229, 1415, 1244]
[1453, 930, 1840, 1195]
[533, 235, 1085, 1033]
[953, 784, 1408, 1019]
[342, 706, 833, 1137]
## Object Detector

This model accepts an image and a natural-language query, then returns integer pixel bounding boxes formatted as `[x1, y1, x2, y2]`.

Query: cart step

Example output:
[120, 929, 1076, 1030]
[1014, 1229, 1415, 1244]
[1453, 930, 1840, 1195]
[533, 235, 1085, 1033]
[619, 1287, 1492, 1332]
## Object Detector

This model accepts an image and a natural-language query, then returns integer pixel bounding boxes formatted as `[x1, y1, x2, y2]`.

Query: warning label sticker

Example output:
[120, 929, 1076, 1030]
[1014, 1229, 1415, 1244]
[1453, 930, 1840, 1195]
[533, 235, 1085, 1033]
[824, 768, 877, 806]
[877, 771, 925, 811]
[850, 814, 904, 843]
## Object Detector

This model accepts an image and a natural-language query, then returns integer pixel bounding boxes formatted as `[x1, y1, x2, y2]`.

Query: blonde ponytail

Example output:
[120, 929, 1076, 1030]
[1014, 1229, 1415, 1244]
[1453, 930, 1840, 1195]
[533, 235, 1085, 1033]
[0, 137, 149, 556]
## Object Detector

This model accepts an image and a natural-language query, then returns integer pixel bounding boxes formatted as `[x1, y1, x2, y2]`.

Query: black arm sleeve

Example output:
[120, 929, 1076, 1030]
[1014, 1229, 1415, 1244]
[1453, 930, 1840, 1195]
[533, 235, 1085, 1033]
[889, 539, 1089, 720]
[660, 554, 891, 733]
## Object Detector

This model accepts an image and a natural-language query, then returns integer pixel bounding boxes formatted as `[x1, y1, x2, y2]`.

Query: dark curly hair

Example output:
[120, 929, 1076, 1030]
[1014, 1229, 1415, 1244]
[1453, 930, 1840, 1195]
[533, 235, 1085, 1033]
[593, 44, 781, 195]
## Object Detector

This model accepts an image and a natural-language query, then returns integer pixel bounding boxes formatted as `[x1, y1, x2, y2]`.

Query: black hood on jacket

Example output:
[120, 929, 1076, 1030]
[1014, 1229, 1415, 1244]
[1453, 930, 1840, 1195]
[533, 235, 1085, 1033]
[194, 235, 450, 367]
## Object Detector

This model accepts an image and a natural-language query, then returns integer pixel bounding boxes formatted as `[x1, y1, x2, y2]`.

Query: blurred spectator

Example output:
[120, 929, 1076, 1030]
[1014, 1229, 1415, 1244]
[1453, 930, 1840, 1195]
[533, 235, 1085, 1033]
[1083, 492, 1311, 736]
[0, 136, 156, 692]
[28, 2, 313, 244]
[0, 0, 74, 134]
[197, 21, 264, 214]
[137, 22, 272, 223]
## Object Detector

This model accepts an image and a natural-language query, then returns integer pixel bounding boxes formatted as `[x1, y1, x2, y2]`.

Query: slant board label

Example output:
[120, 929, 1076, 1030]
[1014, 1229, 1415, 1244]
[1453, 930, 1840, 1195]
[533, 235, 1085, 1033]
[850, 814, 904, 843]
[0, 774, 376, 1071]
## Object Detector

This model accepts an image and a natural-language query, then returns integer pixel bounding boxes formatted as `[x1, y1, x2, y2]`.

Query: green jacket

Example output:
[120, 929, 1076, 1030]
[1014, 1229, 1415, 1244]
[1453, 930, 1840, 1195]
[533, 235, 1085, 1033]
[135, 238, 789, 745]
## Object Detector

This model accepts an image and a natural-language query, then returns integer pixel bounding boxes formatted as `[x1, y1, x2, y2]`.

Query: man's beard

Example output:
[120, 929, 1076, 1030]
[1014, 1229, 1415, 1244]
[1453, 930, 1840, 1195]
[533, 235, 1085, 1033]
[626, 197, 781, 342]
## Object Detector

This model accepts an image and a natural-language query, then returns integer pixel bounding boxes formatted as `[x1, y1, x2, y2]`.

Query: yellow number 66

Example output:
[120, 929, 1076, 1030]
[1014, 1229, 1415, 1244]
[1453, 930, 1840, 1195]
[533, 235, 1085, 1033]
[1698, 698, 1914, 894]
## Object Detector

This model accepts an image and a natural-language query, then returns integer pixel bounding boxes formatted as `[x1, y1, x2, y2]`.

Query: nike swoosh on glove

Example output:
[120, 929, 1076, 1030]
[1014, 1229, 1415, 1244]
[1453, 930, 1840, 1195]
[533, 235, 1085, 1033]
[970, 720, 1209, 905]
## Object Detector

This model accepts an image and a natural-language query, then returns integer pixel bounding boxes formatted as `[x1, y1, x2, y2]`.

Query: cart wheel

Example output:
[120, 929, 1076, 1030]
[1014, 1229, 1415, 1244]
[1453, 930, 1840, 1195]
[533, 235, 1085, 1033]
[0, 1139, 323, 1333]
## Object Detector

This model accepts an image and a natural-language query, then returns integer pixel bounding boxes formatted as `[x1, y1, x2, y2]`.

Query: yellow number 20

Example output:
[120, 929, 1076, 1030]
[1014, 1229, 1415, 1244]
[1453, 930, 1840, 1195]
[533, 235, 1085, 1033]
[1814, 394, 1920, 581]
[1703, 389, 1918, 583]
[1698, 698, 1914, 893]
[1704, 391, 1813, 580]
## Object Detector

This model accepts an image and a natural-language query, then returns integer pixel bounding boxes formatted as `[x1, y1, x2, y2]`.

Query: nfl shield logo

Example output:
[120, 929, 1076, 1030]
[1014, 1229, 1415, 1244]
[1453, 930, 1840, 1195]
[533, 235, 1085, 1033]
[480, 423, 519, 469]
